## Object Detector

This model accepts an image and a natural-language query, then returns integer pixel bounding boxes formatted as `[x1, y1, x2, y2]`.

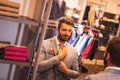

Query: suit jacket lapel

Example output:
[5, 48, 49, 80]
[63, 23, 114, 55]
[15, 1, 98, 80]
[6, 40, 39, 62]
[50, 37, 58, 55]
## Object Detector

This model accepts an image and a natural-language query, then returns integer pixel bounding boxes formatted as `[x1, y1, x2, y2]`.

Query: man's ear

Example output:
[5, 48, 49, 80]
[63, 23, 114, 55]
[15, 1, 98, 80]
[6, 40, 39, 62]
[106, 52, 110, 60]
[56, 27, 58, 33]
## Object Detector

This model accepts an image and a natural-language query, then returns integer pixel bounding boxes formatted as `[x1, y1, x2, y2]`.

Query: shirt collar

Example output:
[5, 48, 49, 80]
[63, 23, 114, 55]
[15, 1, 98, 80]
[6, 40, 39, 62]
[105, 66, 120, 71]
[55, 36, 67, 47]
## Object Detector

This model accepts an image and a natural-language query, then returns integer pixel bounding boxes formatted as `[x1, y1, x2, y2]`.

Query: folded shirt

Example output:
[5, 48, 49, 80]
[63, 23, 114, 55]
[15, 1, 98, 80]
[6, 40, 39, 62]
[0, 5, 19, 14]
[4, 55, 26, 62]
[4, 46, 27, 53]
[0, 0, 20, 9]
[4, 51, 27, 57]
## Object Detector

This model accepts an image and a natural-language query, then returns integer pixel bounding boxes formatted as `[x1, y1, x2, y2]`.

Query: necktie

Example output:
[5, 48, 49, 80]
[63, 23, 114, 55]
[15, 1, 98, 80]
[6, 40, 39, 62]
[59, 43, 64, 49]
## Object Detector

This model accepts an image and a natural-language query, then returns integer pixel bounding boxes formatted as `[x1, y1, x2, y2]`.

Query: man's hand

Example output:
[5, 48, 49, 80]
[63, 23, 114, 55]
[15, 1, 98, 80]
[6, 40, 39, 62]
[57, 47, 67, 60]
[57, 61, 68, 74]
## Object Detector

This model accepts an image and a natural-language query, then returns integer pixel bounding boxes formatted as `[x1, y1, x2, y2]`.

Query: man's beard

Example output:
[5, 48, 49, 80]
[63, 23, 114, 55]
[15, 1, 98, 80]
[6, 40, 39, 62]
[58, 34, 70, 42]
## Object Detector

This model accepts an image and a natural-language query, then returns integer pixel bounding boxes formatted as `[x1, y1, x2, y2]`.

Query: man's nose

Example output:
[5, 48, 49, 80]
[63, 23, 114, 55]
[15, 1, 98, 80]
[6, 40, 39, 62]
[65, 31, 71, 35]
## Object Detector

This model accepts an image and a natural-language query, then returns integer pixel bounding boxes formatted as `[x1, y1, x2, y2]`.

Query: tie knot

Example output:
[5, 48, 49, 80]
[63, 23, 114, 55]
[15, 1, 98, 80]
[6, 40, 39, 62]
[59, 43, 64, 49]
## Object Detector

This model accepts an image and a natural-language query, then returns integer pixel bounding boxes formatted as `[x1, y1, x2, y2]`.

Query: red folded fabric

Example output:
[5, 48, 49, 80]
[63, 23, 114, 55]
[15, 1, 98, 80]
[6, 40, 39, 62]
[4, 51, 27, 57]
[4, 46, 27, 52]
[4, 55, 26, 62]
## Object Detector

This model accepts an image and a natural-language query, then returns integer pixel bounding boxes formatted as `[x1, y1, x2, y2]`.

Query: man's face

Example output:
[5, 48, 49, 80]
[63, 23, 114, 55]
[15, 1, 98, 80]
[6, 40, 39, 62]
[57, 23, 72, 42]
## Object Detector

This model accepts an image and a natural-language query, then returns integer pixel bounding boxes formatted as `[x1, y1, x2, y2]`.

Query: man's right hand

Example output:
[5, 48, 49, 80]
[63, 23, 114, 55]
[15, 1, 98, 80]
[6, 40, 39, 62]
[57, 61, 68, 74]
[57, 47, 67, 60]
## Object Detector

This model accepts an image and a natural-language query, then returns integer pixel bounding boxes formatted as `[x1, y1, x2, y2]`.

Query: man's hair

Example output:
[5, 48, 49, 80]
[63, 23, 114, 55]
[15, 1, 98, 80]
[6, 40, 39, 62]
[58, 17, 74, 29]
[107, 37, 120, 66]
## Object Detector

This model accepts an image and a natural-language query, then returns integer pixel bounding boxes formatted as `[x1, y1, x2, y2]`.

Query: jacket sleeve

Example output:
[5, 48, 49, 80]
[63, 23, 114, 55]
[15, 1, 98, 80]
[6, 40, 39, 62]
[67, 50, 80, 79]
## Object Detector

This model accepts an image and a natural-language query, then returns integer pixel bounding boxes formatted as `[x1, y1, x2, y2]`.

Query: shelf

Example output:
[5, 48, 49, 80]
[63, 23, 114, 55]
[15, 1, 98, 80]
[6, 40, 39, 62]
[0, 15, 39, 26]
[96, 28, 112, 32]
[100, 18, 119, 24]
[100, 21, 118, 27]
[0, 59, 30, 66]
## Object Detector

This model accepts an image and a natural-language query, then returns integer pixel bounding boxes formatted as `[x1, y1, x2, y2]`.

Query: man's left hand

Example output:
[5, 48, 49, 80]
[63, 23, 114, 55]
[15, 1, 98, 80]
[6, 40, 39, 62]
[57, 61, 68, 74]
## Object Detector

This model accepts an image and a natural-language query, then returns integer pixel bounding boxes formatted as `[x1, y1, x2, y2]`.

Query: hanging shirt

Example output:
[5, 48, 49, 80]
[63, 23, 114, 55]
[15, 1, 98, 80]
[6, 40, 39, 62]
[71, 34, 81, 47]
[74, 34, 86, 48]
[49, 0, 66, 20]
[74, 34, 90, 55]
[67, 28, 76, 44]
[81, 37, 94, 58]
[87, 38, 98, 60]
[78, 35, 91, 55]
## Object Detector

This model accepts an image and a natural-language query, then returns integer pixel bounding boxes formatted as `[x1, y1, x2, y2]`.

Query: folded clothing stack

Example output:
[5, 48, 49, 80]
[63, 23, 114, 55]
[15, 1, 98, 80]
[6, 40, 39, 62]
[0, 0, 20, 17]
[0, 46, 27, 62]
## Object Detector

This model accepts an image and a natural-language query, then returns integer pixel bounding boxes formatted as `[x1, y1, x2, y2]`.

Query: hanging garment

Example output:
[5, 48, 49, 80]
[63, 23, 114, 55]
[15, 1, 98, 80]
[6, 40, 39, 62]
[95, 7, 104, 19]
[81, 37, 94, 58]
[44, 27, 57, 39]
[74, 34, 87, 48]
[94, 6, 104, 27]
[67, 28, 76, 44]
[73, 34, 90, 55]
[49, 0, 66, 20]
[86, 38, 98, 60]
[83, 6, 90, 20]
[88, 6, 95, 27]
[78, 35, 90, 55]
[71, 34, 81, 47]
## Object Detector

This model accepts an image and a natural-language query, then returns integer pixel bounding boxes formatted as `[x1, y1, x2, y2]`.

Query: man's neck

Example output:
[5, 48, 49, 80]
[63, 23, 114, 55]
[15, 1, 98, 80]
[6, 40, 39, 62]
[107, 61, 119, 68]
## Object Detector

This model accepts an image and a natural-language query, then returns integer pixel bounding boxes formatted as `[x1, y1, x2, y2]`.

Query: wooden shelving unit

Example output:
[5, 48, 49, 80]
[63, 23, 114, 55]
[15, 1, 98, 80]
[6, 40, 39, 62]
[0, 59, 30, 66]
[0, 15, 40, 62]
[0, 14, 40, 80]
[0, 15, 39, 26]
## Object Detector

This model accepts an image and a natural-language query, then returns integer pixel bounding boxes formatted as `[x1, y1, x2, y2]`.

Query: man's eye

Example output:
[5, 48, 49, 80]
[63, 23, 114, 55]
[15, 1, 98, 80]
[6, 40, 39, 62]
[69, 30, 72, 32]
[62, 29, 66, 31]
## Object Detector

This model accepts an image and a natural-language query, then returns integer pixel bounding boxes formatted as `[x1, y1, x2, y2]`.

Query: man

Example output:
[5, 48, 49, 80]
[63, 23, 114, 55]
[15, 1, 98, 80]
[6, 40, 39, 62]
[84, 37, 120, 80]
[36, 17, 80, 80]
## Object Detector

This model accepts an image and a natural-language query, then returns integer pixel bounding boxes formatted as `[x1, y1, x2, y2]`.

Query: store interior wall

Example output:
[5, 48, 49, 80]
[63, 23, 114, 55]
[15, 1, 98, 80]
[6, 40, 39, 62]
[87, 0, 120, 14]
[105, 0, 120, 14]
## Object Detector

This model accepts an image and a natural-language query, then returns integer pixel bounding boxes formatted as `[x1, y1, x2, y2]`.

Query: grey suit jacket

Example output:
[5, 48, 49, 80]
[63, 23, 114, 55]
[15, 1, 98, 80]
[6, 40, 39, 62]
[36, 36, 80, 80]
[84, 68, 120, 80]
